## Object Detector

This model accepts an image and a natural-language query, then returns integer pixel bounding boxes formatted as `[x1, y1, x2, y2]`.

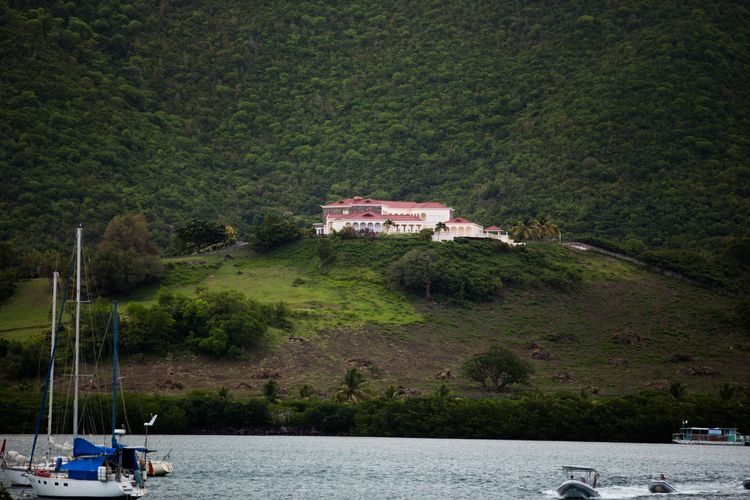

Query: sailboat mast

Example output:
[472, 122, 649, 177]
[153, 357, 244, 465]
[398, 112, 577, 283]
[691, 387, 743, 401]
[73, 225, 82, 438]
[112, 301, 118, 447]
[47, 271, 58, 439]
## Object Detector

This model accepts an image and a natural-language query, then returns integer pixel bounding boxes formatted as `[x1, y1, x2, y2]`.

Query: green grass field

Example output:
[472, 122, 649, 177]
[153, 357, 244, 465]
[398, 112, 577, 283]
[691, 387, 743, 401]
[0, 278, 51, 342]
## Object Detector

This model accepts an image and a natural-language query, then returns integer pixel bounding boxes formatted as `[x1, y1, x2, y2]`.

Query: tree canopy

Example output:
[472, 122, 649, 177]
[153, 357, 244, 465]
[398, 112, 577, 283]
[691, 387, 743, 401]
[249, 213, 302, 252]
[90, 213, 163, 295]
[463, 345, 534, 391]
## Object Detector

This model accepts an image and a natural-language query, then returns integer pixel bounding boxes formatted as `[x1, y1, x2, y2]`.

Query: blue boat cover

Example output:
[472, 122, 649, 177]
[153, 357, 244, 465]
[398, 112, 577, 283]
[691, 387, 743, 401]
[59, 456, 106, 480]
[69, 437, 143, 474]
[73, 437, 115, 457]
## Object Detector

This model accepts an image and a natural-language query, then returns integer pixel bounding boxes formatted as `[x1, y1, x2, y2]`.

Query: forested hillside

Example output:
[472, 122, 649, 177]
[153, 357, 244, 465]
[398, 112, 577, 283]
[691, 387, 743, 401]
[2, 0, 749, 252]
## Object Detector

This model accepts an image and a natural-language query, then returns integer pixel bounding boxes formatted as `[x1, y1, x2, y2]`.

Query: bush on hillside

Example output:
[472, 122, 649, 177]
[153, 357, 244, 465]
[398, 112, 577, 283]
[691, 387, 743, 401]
[121, 290, 287, 358]
[250, 212, 302, 252]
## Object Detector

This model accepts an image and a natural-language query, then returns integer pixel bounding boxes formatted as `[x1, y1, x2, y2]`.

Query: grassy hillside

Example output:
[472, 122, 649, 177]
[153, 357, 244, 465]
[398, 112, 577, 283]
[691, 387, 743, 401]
[1, 240, 745, 397]
[1, 0, 749, 254]
[0, 278, 51, 341]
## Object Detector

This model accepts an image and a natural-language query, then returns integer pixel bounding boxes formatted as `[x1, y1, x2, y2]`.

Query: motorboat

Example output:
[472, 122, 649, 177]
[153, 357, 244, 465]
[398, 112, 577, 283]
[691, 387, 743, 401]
[743, 478, 750, 489]
[557, 466, 600, 498]
[648, 475, 678, 493]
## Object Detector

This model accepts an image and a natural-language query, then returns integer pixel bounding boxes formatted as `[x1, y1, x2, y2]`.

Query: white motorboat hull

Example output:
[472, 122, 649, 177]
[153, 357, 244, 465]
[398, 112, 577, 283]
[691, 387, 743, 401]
[147, 460, 173, 476]
[557, 479, 600, 498]
[672, 438, 746, 445]
[0, 466, 30, 486]
[648, 480, 677, 493]
[29, 473, 146, 498]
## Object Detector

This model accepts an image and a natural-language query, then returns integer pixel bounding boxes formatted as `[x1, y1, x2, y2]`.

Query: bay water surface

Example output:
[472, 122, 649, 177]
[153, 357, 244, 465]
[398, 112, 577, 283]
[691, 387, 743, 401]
[4, 435, 749, 499]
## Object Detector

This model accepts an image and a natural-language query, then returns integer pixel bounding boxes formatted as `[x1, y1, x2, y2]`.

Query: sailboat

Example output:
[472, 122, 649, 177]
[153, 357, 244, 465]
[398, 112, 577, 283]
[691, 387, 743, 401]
[26, 225, 147, 498]
[1, 271, 64, 488]
[0, 438, 31, 487]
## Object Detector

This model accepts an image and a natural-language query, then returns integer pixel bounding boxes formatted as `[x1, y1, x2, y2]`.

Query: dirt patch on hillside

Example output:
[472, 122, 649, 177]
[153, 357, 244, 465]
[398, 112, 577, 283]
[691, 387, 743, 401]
[120, 318, 477, 397]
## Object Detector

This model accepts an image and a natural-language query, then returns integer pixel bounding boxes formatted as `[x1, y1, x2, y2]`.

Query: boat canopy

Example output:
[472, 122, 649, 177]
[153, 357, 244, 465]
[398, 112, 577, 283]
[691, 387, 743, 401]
[71, 437, 143, 471]
[59, 456, 106, 480]
[562, 466, 598, 473]
[73, 437, 116, 457]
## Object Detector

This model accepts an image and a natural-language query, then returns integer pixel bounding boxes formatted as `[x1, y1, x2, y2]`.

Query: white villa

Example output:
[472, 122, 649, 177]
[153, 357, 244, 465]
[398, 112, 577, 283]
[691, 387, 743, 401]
[315, 197, 514, 243]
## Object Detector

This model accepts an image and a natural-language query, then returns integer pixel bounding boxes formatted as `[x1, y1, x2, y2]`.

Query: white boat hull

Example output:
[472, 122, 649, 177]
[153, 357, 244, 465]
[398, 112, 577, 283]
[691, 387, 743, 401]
[557, 479, 600, 498]
[672, 438, 746, 445]
[0, 466, 30, 486]
[29, 473, 146, 498]
[648, 480, 678, 493]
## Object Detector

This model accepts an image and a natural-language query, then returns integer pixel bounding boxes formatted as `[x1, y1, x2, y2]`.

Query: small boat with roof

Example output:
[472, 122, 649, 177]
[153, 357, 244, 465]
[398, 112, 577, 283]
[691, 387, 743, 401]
[557, 466, 600, 498]
[672, 424, 748, 445]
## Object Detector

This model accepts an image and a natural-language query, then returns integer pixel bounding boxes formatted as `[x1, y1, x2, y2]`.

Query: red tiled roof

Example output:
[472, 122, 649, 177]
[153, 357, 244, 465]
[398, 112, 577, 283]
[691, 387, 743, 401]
[382, 201, 450, 209]
[484, 225, 502, 231]
[328, 211, 422, 222]
[446, 217, 478, 225]
[321, 197, 375, 208]
[322, 197, 450, 210]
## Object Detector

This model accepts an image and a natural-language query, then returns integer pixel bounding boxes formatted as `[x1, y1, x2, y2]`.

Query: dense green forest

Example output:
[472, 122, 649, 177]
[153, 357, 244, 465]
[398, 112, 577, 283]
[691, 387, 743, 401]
[1, 0, 749, 254]
[2, 388, 749, 442]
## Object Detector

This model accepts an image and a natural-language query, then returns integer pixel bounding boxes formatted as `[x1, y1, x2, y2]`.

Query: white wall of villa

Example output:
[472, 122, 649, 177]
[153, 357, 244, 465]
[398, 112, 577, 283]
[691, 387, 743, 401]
[326, 213, 426, 235]
[380, 206, 452, 224]
[438, 219, 485, 240]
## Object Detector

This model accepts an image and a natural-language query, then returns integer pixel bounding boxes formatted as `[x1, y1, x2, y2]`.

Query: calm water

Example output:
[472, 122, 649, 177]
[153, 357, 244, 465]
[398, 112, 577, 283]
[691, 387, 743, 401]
[4, 435, 750, 499]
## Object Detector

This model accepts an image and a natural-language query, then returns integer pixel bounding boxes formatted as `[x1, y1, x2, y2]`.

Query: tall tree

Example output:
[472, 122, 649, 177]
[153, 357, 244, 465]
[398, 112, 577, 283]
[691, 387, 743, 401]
[176, 219, 227, 253]
[90, 214, 163, 295]
[463, 345, 534, 391]
[389, 248, 440, 299]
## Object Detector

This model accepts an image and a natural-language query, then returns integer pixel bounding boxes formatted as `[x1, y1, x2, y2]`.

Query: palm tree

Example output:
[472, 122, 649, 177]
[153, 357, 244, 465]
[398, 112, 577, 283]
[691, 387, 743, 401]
[513, 217, 541, 241]
[433, 383, 451, 399]
[434, 221, 448, 241]
[382, 385, 400, 401]
[336, 367, 369, 403]
[262, 379, 281, 403]
[537, 216, 561, 241]
[383, 218, 394, 234]
[298, 384, 315, 399]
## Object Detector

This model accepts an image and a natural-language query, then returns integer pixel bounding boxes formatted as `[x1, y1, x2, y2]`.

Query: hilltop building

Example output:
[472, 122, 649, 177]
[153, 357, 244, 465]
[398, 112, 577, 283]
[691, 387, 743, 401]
[315, 197, 514, 243]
